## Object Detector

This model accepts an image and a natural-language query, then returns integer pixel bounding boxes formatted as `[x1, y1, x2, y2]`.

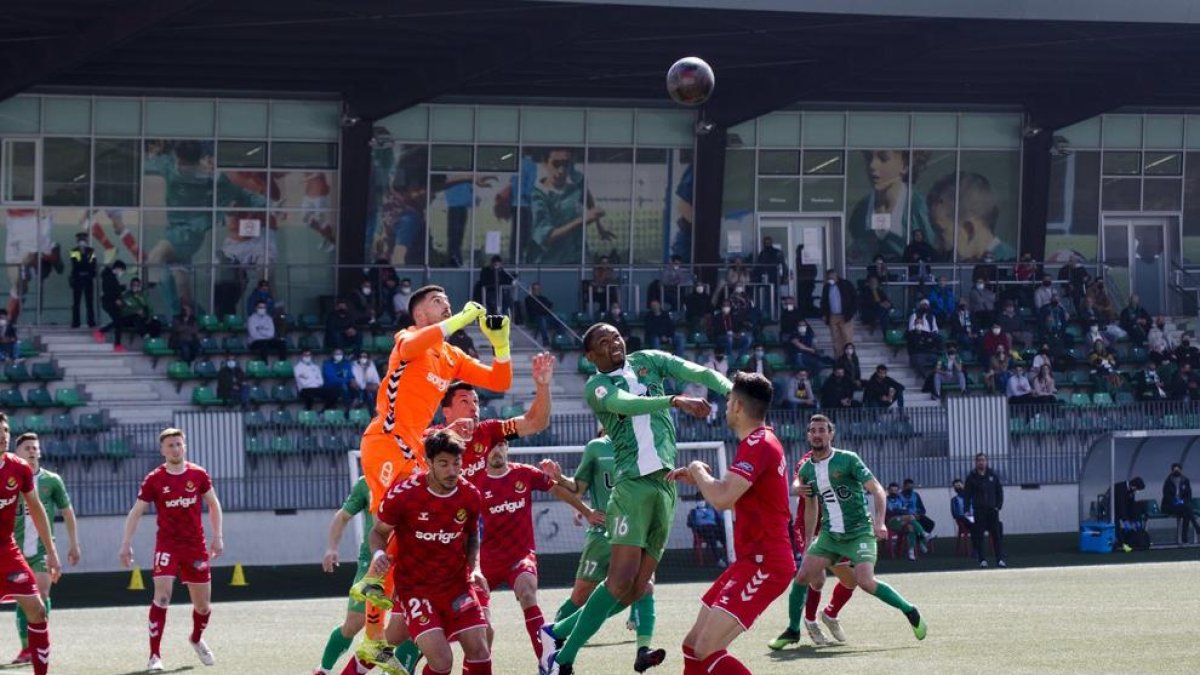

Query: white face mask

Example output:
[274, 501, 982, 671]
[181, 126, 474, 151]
[784, 304, 794, 311]
[799, 326, 808, 334]
[358, 358, 369, 365]
[992, 328, 1001, 335]
[302, 356, 313, 364]
[722, 307, 731, 314]
[976, 283, 985, 290]
[754, 351, 764, 358]
[0, 320, 7, 328]
[361, 288, 371, 296]
[226, 360, 236, 368]
[256, 308, 267, 315]
[828, 279, 836, 285]
[847, 348, 854, 355]
[333, 353, 344, 362]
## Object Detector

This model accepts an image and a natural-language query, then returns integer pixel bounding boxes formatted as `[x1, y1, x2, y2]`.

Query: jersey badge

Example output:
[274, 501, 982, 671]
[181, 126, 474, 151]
[514, 480, 527, 494]
[5, 477, 16, 490]
[185, 481, 196, 492]
[594, 385, 608, 399]
[638, 368, 648, 377]
[454, 508, 468, 524]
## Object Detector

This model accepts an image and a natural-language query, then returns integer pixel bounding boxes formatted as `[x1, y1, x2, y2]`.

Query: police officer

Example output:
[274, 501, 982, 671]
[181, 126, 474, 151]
[69, 232, 97, 328]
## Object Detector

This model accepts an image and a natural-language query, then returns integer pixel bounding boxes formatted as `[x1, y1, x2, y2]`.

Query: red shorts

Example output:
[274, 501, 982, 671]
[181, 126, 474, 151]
[472, 578, 490, 610]
[152, 545, 211, 584]
[0, 549, 38, 599]
[397, 586, 488, 642]
[481, 552, 538, 592]
[701, 558, 794, 630]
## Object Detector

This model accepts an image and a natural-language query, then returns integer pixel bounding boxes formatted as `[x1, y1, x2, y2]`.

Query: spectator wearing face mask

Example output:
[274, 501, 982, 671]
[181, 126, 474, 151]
[322, 349, 355, 410]
[995, 302, 1031, 350]
[783, 369, 817, 411]
[659, 254, 694, 309]
[1176, 336, 1200, 369]
[1162, 463, 1200, 545]
[603, 301, 640, 351]
[216, 354, 250, 409]
[702, 350, 729, 378]
[834, 343, 862, 388]
[247, 301, 287, 363]
[351, 279, 376, 321]
[930, 345, 967, 400]
[325, 299, 361, 352]
[782, 301, 822, 375]
[684, 282, 712, 332]
[245, 278, 275, 317]
[393, 278, 415, 325]
[295, 349, 336, 410]
[1033, 275, 1055, 311]
[820, 269, 858, 358]
[859, 276, 893, 336]
[709, 300, 751, 365]
[643, 299, 685, 354]
[1147, 317, 1175, 365]
[981, 324, 1012, 364]
[948, 302, 977, 351]
[1037, 293, 1069, 346]
[968, 278, 996, 329]
[950, 479, 973, 536]
[927, 277, 956, 323]
[349, 351, 381, 408]
[95, 259, 128, 351]
[907, 299, 941, 355]
[169, 302, 202, 365]
[0, 310, 16, 363]
[741, 345, 774, 379]
[120, 276, 160, 345]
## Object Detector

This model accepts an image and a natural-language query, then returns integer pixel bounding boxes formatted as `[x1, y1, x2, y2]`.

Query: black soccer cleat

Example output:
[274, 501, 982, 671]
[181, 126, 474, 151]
[633, 646, 667, 672]
[558, 662, 574, 675]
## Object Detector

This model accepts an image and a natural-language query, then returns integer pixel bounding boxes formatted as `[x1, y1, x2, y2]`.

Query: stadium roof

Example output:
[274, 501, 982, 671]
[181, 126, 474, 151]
[6, 0, 1200, 128]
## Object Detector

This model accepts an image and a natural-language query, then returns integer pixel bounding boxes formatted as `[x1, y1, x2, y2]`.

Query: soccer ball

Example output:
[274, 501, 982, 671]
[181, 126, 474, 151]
[666, 57, 715, 107]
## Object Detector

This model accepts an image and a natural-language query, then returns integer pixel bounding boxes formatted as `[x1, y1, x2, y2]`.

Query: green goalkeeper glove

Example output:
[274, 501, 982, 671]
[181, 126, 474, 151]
[441, 301, 486, 336]
[480, 314, 511, 361]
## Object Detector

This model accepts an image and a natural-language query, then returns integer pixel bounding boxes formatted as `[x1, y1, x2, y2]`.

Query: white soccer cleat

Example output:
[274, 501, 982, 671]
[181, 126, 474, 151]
[147, 655, 164, 672]
[190, 638, 215, 666]
[803, 618, 830, 646]
[820, 611, 847, 643]
[537, 625, 560, 675]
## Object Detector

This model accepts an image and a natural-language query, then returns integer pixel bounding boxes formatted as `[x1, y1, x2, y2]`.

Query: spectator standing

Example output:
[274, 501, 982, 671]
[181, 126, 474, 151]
[322, 350, 354, 410]
[603, 301, 640, 351]
[350, 351, 380, 408]
[377, 277, 399, 324]
[741, 345, 774, 379]
[715, 257, 751, 305]
[477, 255, 515, 314]
[324, 299, 361, 353]
[0, 311, 16, 362]
[963, 453, 1006, 568]
[1038, 295, 1069, 346]
[864, 364, 904, 409]
[350, 279, 376, 321]
[245, 279, 275, 317]
[1162, 463, 1200, 545]
[931, 345, 967, 400]
[967, 278, 996, 330]
[524, 282, 555, 347]
[643, 299, 685, 354]
[755, 236, 787, 287]
[1005, 364, 1033, 405]
[686, 501, 727, 567]
[294, 349, 334, 410]
[950, 479, 973, 538]
[703, 350, 729, 380]
[820, 269, 857, 358]
[169, 303, 202, 365]
[1136, 362, 1168, 401]
[216, 355, 250, 409]
[659, 255, 694, 309]
[1120, 295, 1152, 346]
[866, 254, 890, 283]
[683, 282, 712, 332]
[392, 279, 414, 324]
[859, 276, 893, 336]
[68, 232, 98, 329]
[585, 255, 615, 311]
[820, 365, 859, 409]
[783, 370, 817, 411]
[903, 229, 934, 281]
[247, 301, 287, 363]
[95, 260, 127, 351]
[927, 277, 956, 323]
[710, 301, 751, 365]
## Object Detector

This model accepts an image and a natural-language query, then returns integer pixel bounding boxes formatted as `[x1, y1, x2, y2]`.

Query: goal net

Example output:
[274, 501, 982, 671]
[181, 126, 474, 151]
[347, 441, 736, 585]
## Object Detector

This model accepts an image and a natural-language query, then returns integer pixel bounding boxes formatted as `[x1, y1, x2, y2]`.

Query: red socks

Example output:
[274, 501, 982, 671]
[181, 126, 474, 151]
[523, 605, 545, 658]
[148, 603, 167, 657]
[27, 620, 48, 675]
[339, 655, 370, 675]
[683, 645, 703, 675]
[804, 584, 823, 621]
[463, 659, 492, 675]
[422, 665, 450, 675]
[826, 583, 855, 618]
[190, 609, 210, 643]
[700, 650, 752, 675]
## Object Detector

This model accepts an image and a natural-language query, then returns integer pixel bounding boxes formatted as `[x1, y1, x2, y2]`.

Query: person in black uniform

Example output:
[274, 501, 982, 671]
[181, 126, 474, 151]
[963, 452, 1006, 568]
[69, 232, 98, 328]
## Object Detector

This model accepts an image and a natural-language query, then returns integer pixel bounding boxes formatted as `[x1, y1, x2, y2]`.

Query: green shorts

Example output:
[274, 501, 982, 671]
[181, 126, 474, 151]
[606, 471, 677, 561]
[806, 532, 878, 566]
[24, 553, 46, 574]
[575, 530, 612, 583]
[347, 560, 370, 613]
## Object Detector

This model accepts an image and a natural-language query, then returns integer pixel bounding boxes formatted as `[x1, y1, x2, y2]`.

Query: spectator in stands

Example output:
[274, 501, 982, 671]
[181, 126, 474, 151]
[245, 278, 275, 317]
[1169, 361, 1200, 401]
[247, 300, 286, 363]
[524, 281, 555, 347]
[1136, 361, 1169, 401]
[659, 255, 694, 309]
[903, 229, 934, 281]
[1031, 344, 1054, 372]
[755, 236, 787, 286]
[964, 452, 1006, 567]
[1087, 278, 1118, 325]
[1030, 364, 1058, 404]
[995, 302, 1031, 350]
[322, 349, 355, 410]
[931, 344, 967, 400]
[448, 329, 478, 359]
[781, 310, 823, 375]
[834, 343, 863, 389]
[216, 354, 250, 410]
[350, 350, 380, 408]
[982, 322, 1014, 363]
[643, 299, 685, 354]
[1077, 296, 1104, 334]
[324, 299, 361, 353]
[350, 278, 376, 321]
[820, 364, 859, 409]
[1033, 274, 1058, 311]
[885, 482, 926, 561]
[741, 345, 774, 379]
[604, 301, 640, 351]
[950, 479, 973, 537]
[1014, 251, 1039, 284]
[715, 257, 751, 305]
[1058, 258, 1088, 297]
[948, 301, 978, 351]
[1037, 294, 1069, 347]
[927, 276, 956, 323]
[866, 254, 890, 283]
[96, 259, 127, 351]
[1089, 339, 1123, 391]
[703, 349, 729, 379]
[901, 478, 935, 535]
[1120, 294, 1152, 347]
[967, 278, 996, 329]
[859, 276, 893, 336]
[864, 364, 904, 409]
[684, 282, 712, 332]
[0, 310, 16, 363]
[1147, 317, 1174, 365]
[120, 277, 160, 344]
[907, 299, 941, 355]
[821, 268, 858, 358]
[1084, 322, 1111, 351]
[1162, 463, 1200, 545]
[984, 344, 1012, 394]
[169, 302, 202, 365]
[1005, 363, 1033, 404]
[782, 369, 817, 411]
[1175, 336, 1200, 369]
[393, 278, 414, 323]
[710, 300, 751, 365]
[476, 255, 515, 314]
[972, 253, 998, 289]
[377, 276, 399, 324]
[295, 349, 334, 411]
[687, 501, 727, 567]
[585, 255, 616, 310]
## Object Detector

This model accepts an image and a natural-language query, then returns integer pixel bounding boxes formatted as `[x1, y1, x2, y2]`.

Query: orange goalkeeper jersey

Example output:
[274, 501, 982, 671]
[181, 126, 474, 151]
[361, 324, 512, 509]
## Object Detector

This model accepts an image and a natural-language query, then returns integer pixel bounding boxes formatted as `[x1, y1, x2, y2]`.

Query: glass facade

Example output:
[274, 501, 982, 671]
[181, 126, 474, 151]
[0, 94, 340, 324]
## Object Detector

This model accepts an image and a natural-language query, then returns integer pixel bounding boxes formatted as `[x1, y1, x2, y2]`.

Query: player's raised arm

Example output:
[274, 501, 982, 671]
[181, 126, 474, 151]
[22, 488, 60, 581]
[454, 315, 515, 392]
[653, 349, 733, 395]
[119, 499, 149, 568]
[396, 299, 486, 360]
[513, 352, 554, 437]
[202, 488, 224, 559]
[323, 508, 353, 572]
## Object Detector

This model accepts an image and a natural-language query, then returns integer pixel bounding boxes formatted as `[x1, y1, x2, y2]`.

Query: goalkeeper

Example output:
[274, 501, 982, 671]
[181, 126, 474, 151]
[351, 285, 513, 674]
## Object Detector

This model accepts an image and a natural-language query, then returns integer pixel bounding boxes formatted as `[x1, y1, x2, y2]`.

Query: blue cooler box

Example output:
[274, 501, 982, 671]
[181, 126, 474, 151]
[1079, 521, 1115, 554]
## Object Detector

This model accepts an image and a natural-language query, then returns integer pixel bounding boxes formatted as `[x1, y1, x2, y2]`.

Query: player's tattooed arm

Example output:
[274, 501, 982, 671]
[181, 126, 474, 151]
[367, 520, 396, 577]
[465, 522, 488, 593]
[118, 499, 150, 568]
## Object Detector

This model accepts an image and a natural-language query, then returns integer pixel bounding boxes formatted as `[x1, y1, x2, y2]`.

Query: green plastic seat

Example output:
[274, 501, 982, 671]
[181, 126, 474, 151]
[245, 435, 267, 455]
[1069, 392, 1091, 407]
[319, 433, 346, 453]
[500, 403, 525, 419]
[271, 384, 298, 404]
[1092, 392, 1115, 407]
[298, 410, 322, 427]
[374, 334, 395, 354]
[348, 407, 372, 427]
[269, 409, 294, 427]
[551, 334, 575, 351]
[51, 413, 75, 435]
[322, 409, 350, 427]
[3, 363, 30, 382]
[192, 386, 222, 406]
[194, 360, 218, 380]
[78, 413, 107, 433]
[75, 438, 100, 458]
[222, 336, 249, 354]
[1008, 417, 1029, 434]
[198, 314, 224, 332]
[298, 314, 321, 331]
[1115, 391, 1136, 405]
[54, 387, 85, 408]
[223, 314, 246, 332]
[199, 336, 221, 354]
[244, 411, 267, 429]
[0, 388, 24, 408]
[248, 385, 271, 405]
[23, 415, 50, 434]
[271, 360, 295, 379]
[884, 329, 907, 348]
[26, 388, 53, 408]
[478, 405, 499, 420]
[167, 360, 193, 381]
[245, 360, 270, 379]
[18, 341, 38, 359]
[102, 438, 133, 459]
[143, 337, 174, 357]
[271, 435, 292, 454]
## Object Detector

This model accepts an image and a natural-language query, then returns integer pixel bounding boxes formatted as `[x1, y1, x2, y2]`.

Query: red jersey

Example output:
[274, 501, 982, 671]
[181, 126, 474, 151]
[477, 464, 554, 564]
[0, 454, 34, 548]
[137, 462, 212, 551]
[726, 427, 793, 562]
[793, 450, 822, 543]
[377, 471, 482, 596]
[456, 419, 519, 485]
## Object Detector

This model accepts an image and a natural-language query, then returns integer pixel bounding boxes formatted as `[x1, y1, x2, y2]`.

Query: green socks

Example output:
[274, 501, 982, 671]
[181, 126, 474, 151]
[786, 580, 808, 632]
[632, 593, 656, 649]
[320, 625, 354, 671]
[393, 640, 421, 673]
[870, 580, 914, 614]
[554, 582, 623, 664]
[555, 598, 580, 623]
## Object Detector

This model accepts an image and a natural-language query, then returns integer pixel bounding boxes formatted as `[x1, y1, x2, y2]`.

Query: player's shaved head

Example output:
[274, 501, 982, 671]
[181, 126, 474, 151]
[409, 285, 445, 316]
[730, 372, 772, 421]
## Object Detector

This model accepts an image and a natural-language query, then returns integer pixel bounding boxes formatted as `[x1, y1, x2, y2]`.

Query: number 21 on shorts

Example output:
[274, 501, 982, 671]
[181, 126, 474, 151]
[407, 597, 434, 619]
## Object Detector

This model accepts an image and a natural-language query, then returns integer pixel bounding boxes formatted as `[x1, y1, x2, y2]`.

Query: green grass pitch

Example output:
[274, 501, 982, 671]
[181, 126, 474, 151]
[19, 561, 1200, 674]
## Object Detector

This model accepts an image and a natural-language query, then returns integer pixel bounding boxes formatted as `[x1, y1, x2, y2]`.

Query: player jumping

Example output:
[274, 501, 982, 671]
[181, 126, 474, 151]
[539, 323, 731, 675]
[670, 372, 795, 675]
[119, 428, 225, 672]
[314, 476, 373, 675]
[9, 433, 80, 665]
[368, 430, 492, 675]
[0, 413, 59, 675]
[796, 415, 926, 642]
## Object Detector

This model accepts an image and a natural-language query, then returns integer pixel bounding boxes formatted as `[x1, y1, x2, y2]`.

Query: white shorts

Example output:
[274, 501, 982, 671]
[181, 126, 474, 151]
[4, 212, 52, 265]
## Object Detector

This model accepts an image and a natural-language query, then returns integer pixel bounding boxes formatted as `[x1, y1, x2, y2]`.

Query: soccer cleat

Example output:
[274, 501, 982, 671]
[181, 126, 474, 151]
[558, 662, 573, 675]
[767, 628, 801, 651]
[537, 625, 559, 674]
[820, 611, 847, 643]
[804, 618, 830, 646]
[374, 652, 410, 675]
[312, 670, 328, 675]
[907, 549, 916, 561]
[349, 576, 393, 611]
[978, 559, 988, 568]
[147, 655, 165, 672]
[633, 646, 666, 673]
[355, 639, 390, 666]
[190, 638, 215, 666]
[906, 607, 927, 640]
[11, 647, 31, 664]
[997, 559, 1008, 568]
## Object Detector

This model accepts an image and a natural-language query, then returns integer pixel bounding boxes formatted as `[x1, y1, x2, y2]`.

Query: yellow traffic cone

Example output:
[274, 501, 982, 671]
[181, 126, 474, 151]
[127, 566, 145, 591]
[229, 563, 249, 587]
